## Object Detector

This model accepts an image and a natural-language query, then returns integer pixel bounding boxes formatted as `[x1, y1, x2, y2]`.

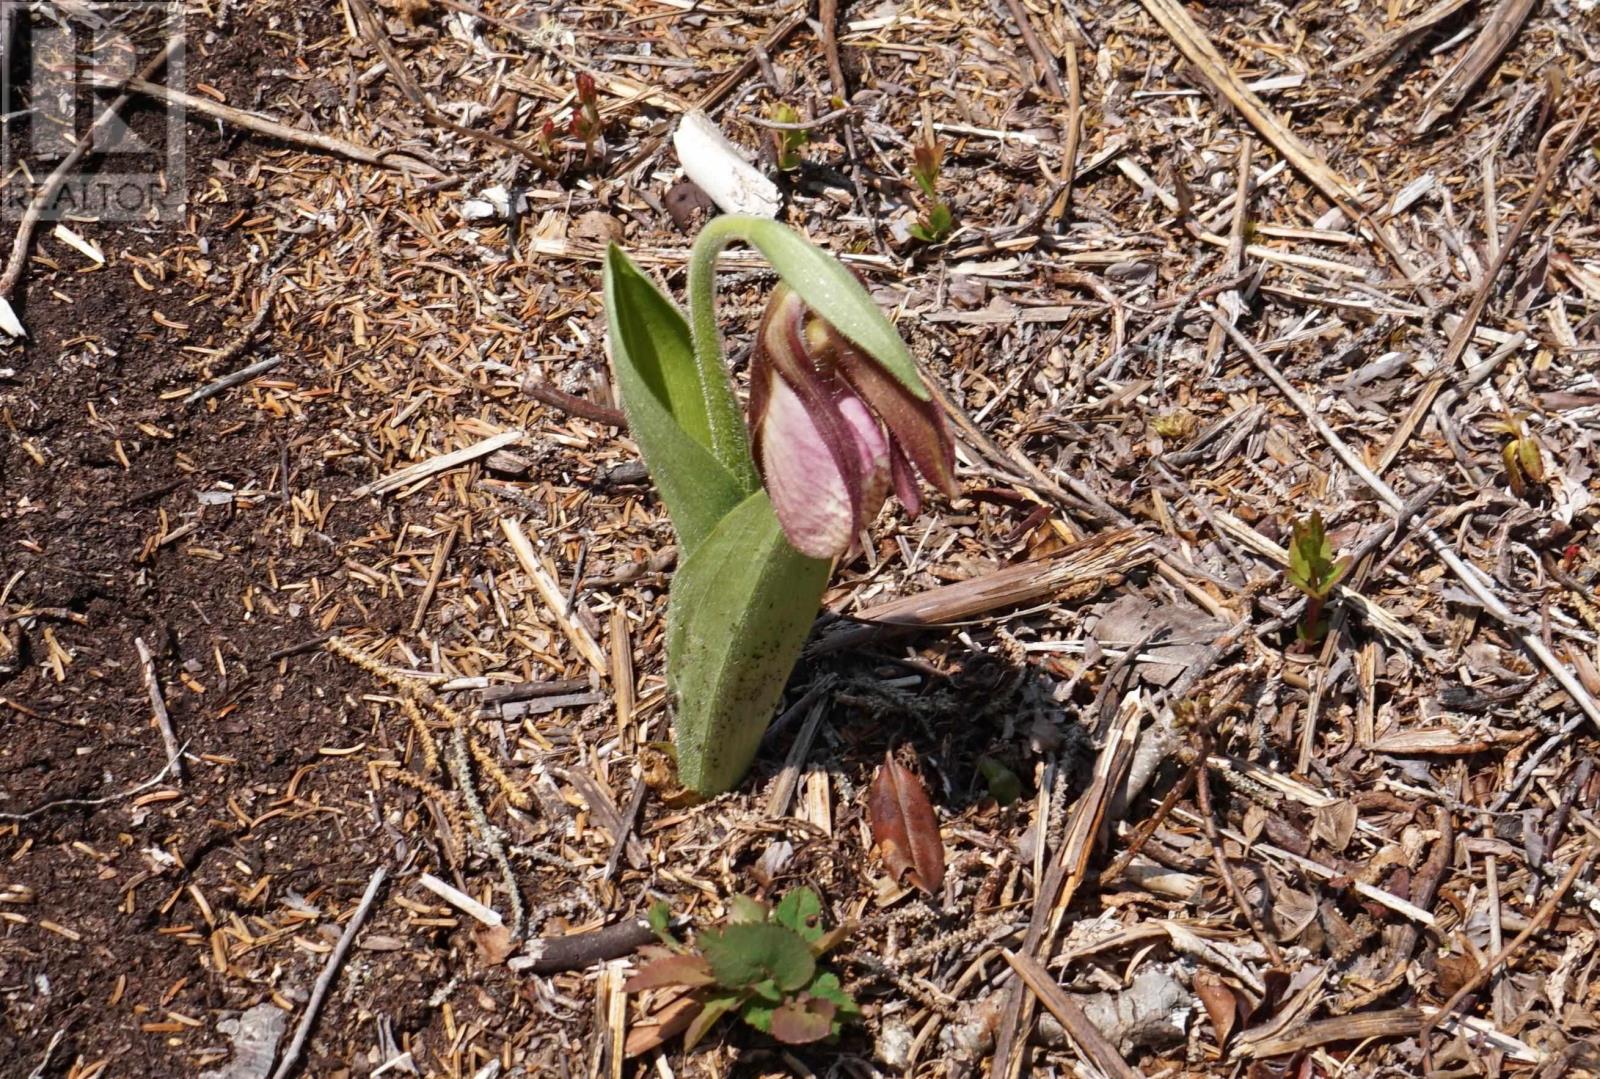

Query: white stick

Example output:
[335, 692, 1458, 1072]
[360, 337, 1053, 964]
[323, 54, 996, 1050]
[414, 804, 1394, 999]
[355, 430, 523, 497]
[272, 866, 388, 1079]
[672, 111, 781, 219]
[500, 518, 608, 676]
[134, 638, 184, 783]
[418, 872, 503, 928]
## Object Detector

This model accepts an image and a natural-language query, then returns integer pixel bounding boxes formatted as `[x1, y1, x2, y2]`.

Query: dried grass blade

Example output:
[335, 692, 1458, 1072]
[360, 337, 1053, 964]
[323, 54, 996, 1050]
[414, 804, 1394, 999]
[1414, 0, 1539, 133]
[1002, 949, 1145, 1079]
[811, 528, 1154, 654]
[1235, 1008, 1423, 1059]
[994, 694, 1144, 1078]
[1136, 0, 1426, 290]
[356, 430, 524, 497]
[499, 518, 608, 676]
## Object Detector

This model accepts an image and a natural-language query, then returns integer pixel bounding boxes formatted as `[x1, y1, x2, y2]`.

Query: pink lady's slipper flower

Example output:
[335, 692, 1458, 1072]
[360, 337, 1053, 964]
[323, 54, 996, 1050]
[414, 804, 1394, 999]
[749, 283, 957, 560]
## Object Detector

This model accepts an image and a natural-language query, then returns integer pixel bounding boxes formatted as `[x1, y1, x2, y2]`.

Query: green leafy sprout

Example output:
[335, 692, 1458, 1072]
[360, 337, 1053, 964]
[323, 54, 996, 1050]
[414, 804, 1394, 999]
[767, 102, 809, 172]
[628, 889, 858, 1050]
[907, 124, 954, 244]
[977, 755, 1021, 805]
[1286, 511, 1348, 643]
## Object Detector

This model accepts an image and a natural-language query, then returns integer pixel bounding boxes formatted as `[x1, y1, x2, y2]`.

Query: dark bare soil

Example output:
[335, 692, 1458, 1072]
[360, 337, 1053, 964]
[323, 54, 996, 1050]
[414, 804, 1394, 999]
[0, 12, 456, 1077]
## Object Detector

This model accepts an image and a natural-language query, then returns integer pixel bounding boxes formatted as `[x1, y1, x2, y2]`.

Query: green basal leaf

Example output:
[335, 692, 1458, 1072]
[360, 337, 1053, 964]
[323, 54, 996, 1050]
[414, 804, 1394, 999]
[646, 899, 677, 947]
[807, 970, 859, 1032]
[728, 895, 769, 925]
[666, 490, 830, 795]
[603, 244, 750, 552]
[604, 245, 712, 444]
[772, 888, 823, 943]
[694, 216, 931, 402]
[742, 999, 776, 1033]
[699, 922, 816, 991]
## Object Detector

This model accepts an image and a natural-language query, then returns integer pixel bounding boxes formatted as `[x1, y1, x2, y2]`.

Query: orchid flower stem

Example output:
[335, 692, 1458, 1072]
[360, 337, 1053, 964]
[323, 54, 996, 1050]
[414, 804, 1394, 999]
[686, 217, 761, 490]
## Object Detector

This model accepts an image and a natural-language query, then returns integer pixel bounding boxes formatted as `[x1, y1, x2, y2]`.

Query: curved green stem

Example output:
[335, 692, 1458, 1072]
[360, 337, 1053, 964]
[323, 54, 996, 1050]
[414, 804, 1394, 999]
[687, 217, 760, 491]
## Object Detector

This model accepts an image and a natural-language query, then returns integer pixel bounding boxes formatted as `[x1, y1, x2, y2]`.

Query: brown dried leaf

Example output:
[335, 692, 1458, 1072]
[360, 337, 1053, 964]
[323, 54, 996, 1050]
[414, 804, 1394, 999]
[623, 992, 702, 1057]
[571, 210, 624, 245]
[623, 952, 716, 992]
[867, 753, 945, 893]
[472, 923, 516, 965]
[769, 996, 837, 1044]
[1193, 970, 1241, 1047]
[1311, 800, 1358, 854]
[1435, 952, 1480, 998]
[1242, 802, 1269, 846]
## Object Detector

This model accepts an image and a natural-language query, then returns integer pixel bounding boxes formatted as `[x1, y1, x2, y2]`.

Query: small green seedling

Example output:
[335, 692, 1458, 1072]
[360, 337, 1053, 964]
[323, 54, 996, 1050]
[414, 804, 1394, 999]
[767, 103, 809, 172]
[907, 123, 954, 244]
[627, 889, 857, 1051]
[977, 756, 1021, 806]
[1286, 511, 1348, 643]
[1488, 412, 1545, 498]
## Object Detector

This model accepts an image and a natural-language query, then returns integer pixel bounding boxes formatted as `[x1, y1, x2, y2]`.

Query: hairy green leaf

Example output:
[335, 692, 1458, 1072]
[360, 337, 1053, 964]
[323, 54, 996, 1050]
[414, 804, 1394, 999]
[978, 756, 1022, 805]
[603, 244, 749, 552]
[646, 900, 677, 947]
[742, 1000, 776, 1033]
[806, 971, 858, 1018]
[699, 922, 816, 991]
[910, 202, 954, 243]
[666, 490, 830, 794]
